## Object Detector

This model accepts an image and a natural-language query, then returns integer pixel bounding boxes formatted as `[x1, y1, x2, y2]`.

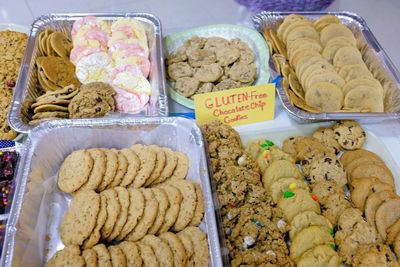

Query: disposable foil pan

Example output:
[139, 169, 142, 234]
[0, 117, 223, 267]
[252, 11, 400, 123]
[9, 13, 168, 134]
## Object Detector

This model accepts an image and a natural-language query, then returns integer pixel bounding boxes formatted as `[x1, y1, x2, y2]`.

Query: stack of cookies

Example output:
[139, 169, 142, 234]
[38, 29, 73, 57]
[202, 121, 292, 266]
[263, 14, 385, 112]
[49, 144, 209, 266]
[36, 56, 80, 92]
[0, 30, 27, 139]
[29, 82, 116, 124]
[48, 189, 209, 266]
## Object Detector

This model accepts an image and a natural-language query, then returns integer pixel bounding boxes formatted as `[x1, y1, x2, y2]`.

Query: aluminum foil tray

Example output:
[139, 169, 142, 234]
[9, 13, 168, 134]
[0, 117, 223, 267]
[253, 11, 400, 123]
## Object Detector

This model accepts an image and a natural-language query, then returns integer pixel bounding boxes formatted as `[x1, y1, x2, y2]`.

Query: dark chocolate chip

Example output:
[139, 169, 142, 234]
[96, 96, 102, 102]
[324, 158, 332, 164]
[95, 107, 101, 112]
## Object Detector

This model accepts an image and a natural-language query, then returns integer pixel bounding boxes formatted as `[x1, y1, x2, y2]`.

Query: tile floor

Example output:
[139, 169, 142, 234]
[1, 0, 400, 69]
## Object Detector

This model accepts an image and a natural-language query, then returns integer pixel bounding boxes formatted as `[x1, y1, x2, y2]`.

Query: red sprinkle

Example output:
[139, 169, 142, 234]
[311, 194, 318, 202]
[6, 80, 15, 88]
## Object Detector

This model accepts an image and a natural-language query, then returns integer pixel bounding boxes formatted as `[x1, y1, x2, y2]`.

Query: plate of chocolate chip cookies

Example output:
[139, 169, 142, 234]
[164, 24, 270, 109]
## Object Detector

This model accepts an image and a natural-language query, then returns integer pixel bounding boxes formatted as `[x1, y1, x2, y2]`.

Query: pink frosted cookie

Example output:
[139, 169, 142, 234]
[110, 65, 152, 95]
[71, 16, 111, 39]
[113, 87, 149, 113]
[70, 46, 105, 65]
[113, 54, 151, 78]
[73, 27, 109, 49]
[109, 41, 147, 58]
[111, 18, 147, 41]
[75, 52, 112, 84]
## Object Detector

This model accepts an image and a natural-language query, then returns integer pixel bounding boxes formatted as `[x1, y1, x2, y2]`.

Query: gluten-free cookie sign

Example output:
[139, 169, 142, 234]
[194, 84, 275, 126]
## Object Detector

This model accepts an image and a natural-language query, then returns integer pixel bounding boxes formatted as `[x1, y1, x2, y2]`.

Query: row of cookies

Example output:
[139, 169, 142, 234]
[48, 227, 208, 267]
[29, 82, 117, 124]
[202, 121, 292, 266]
[251, 142, 341, 266]
[166, 36, 257, 99]
[0, 30, 28, 139]
[263, 14, 384, 112]
[343, 149, 400, 260]
[57, 144, 189, 194]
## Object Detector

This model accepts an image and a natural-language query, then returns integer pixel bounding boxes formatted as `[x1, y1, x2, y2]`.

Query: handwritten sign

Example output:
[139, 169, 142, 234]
[193, 84, 275, 126]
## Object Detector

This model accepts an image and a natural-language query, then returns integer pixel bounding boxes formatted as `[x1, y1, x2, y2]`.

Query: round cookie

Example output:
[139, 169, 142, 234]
[118, 148, 140, 187]
[307, 153, 347, 187]
[157, 184, 183, 234]
[82, 249, 97, 267]
[141, 235, 174, 267]
[375, 198, 400, 240]
[350, 177, 393, 211]
[365, 190, 397, 228]
[262, 160, 302, 191]
[92, 244, 112, 267]
[269, 177, 309, 203]
[152, 147, 178, 185]
[297, 245, 340, 267]
[311, 180, 343, 205]
[176, 231, 195, 266]
[189, 182, 205, 226]
[107, 187, 130, 241]
[147, 187, 169, 235]
[312, 127, 342, 154]
[180, 227, 209, 267]
[131, 144, 157, 188]
[294, 136, 330, 161]
[257, 146, 295, 174]
[340, 149, 381, 167]
[169, 151, 189, 180]
[47, 246, 85, 267]
[345, 155, 386, 176]
[118, 241, 142, 267]
[68, 88, 115, 119]
[290, 226, 334, 262]
[125, 188, 158, 241]
[300, 151, 329, 177]
[289, 211, 333, 240]
[351, 243, 398, 267]
[137, 242, 159, 267]
[117, 188, 145, 240]
[350, 163, 394, 187]
[58, 149, 93, 193]
[320, 193, 351, 226]
[82, 193, 108, 249]
[387, 218, 400, 245]
[144, 145, 166, 187]
[168, 180, 198, 232]
[277, 188, 320, 222]
[245, 138, 265, 160]
[107, 149, 128, 188]
[333, 120, 366, 151]
[97, 149, 118, 191]
[79, 148, 106, 192]
[159, 232, 188, 267]
[108, 245, 127, 267]
[100, 189, 121, 240]
[60, 190, 100, 245]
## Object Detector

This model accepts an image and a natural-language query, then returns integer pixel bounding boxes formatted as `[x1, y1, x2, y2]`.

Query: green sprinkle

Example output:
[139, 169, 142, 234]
[330, 243, 336, 250]
[283, 191, 295, 198]
[281, 156, 286, 160]
[260, 140, 274, 148]
[329, 228, 334, 236]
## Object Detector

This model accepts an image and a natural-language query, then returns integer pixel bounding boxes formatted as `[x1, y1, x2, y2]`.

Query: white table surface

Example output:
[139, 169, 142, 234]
[1, 0, 400, 169]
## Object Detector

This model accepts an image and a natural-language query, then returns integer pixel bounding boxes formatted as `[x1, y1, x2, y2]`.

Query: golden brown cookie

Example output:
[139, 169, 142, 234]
[159, 232, 188, 267]
[47, 245, 85, 267]
[141, 235, 174, 267]
[118, 148, 140, 187]
[100, 189, 121, 240]
[147, 187, 169, 235]
[82, 193, 108, 249]
[130, 144, 156, 188]
[189, 182, 205, 226]
[58, 149, 93, 193]
[60, 190, 100, 245]
[157, 184, 183, 234]
[79, 149, 106, 192]
[117, 188, 145, 240]
[118, 241, 142, 267]
[144, 145, 166, 187]
[107, 187, 130, 241]
[179, 227, 209, 267]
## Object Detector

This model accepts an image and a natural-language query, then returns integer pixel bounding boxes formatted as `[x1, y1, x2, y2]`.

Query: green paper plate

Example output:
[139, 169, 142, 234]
[164, 24, 271, 110]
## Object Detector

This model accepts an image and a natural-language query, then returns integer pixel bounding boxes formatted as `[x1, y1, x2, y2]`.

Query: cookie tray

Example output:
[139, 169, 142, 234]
[0, 117, 223, 266]
[252, 11, 400, 123]
[9, 12, 168, 134]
